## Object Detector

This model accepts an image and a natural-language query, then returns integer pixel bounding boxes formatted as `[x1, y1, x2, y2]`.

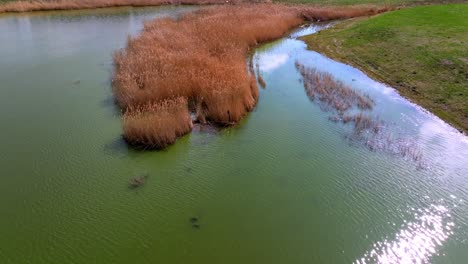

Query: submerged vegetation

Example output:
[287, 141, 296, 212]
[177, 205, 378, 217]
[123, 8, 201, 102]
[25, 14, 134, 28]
[190, 217, 201, 229]
[129, 174, 148, 188]
[113, 4, 389, 149]
[296, 62, 374, 113]
[296, 62, 424, 167]
[301, 4, 468, 133]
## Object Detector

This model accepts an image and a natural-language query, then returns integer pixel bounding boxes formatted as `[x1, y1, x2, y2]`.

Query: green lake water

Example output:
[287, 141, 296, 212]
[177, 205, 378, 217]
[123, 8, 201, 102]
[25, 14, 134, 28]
[0, 7, 467, 264]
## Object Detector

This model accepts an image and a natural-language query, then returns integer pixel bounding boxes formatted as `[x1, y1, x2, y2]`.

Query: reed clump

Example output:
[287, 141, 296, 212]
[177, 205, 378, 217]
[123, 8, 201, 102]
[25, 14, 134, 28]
[112, 4, 389, 149]
[122, 98, 192, 149]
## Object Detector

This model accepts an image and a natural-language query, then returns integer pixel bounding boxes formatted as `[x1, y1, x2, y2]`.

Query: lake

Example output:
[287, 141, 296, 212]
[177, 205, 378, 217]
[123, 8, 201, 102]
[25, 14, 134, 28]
[0, 6, 467, 263]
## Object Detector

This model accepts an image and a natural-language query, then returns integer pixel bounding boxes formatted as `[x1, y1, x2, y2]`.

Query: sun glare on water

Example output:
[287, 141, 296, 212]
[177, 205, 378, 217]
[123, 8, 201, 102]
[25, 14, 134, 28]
[355, 203, 455, 264]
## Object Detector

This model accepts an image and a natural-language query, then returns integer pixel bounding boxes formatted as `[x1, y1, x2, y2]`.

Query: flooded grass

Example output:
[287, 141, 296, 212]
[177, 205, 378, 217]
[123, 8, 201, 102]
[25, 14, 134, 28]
[301, 4, 468, 134]
[189, 217, 201, 229]
[296, 61, 425, 167]
[296, 61, 374, 114]
[113, 4, 389, 149]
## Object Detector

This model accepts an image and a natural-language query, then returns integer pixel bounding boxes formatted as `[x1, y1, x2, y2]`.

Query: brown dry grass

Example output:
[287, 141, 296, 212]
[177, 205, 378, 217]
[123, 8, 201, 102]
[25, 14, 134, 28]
[122, 97, 192, 149]
[0, 0, 252, 13]
[112, 4, 389, 149]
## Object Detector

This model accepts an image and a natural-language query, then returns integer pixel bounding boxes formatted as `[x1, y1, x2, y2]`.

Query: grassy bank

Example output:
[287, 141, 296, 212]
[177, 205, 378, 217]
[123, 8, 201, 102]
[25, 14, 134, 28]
[301, 4, 468, 133]
[275, 0, 467, 5]
[113, 4, 389, 149]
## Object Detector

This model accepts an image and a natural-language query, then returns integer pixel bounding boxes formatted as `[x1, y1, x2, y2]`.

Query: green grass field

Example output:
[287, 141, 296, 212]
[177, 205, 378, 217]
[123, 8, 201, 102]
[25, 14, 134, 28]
[302, 4, 468, 133]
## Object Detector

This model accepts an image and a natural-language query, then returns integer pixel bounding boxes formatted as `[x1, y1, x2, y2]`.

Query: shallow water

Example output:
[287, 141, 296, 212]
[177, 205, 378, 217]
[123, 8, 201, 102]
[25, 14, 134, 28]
[0, 8, 467, 264]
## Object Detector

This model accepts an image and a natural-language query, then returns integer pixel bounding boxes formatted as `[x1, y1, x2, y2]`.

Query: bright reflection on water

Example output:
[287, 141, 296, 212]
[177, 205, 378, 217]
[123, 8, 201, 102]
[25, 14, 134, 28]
[356, 203, 455, 264]
[257, 53, 289, 72]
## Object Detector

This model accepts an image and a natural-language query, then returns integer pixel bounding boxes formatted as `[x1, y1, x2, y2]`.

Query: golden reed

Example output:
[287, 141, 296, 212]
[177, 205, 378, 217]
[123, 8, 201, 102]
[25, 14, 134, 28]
[0, 0, 252, 13]
[112, 4, 389, 149]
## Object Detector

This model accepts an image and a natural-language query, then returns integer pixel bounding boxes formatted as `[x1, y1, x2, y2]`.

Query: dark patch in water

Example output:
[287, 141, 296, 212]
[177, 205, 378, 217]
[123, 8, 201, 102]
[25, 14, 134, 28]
[103, 138, 129, 157]
[100, 96, 121, 117]
[129, 174, 148, 189]
[190, 217, 200, 229]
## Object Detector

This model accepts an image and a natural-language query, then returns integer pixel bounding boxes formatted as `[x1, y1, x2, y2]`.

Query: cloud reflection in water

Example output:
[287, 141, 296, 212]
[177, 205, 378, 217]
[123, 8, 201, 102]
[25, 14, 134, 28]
[257, 53, 289, 72]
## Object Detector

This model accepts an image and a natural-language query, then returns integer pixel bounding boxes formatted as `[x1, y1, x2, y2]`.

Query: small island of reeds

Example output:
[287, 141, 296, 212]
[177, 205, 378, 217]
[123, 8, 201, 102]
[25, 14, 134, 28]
[112, 4, 389, 149]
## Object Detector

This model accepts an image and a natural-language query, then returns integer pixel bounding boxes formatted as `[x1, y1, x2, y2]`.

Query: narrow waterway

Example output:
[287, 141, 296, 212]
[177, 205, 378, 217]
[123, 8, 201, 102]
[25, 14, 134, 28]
[0, 8, 467, 264]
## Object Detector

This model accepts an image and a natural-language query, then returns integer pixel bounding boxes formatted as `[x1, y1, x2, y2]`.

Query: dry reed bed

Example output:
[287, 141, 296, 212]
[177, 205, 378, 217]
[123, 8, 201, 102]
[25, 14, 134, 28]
[122, 97, 192, 149]
[0, 0, 251, 13]
[295, 62, 424, 167]
[112, 4, 389, 149]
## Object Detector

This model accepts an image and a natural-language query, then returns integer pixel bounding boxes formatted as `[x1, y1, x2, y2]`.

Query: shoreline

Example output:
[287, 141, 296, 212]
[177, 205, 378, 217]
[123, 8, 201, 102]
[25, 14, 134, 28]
[300, 6, 468, 134]
[112, 4, 389, 149]
[301, 47, 467, 135]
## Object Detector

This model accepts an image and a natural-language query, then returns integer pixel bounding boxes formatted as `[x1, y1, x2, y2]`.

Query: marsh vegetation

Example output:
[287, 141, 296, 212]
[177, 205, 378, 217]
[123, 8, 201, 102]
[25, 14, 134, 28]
[301, 4, 468, 133]
[0, 0, 458, 13]
[113, 4, 389, 149]
[0, 0, 253, 13]
[296, 62, 424, 166]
